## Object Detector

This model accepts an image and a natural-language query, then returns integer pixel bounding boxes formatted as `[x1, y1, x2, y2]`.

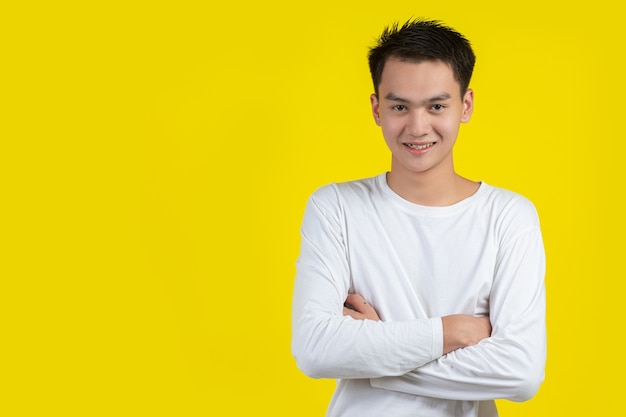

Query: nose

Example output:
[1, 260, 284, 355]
[406, 109, 431, 137]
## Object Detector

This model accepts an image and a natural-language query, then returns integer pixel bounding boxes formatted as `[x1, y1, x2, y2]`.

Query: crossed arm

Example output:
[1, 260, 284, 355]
[295, 263, 544, 402]
[343, 293, 492, 355]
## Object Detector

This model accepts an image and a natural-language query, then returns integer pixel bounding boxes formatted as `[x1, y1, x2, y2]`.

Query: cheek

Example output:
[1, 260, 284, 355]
[435, 118, 461, 136]
[380, 119, 402, 135]
[380, 124, 400, 149]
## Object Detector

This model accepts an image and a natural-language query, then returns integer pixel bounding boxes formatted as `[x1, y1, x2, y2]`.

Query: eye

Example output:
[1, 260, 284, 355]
[392, 105, 407, 112]
[431, 104, 445, 111]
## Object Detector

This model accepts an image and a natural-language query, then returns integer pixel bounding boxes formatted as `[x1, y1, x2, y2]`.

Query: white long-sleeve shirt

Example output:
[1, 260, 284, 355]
[291, 174, 546, 417]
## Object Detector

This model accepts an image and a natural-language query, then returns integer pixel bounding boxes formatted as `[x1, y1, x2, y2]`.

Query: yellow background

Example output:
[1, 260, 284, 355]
[2, 1, 624, 415]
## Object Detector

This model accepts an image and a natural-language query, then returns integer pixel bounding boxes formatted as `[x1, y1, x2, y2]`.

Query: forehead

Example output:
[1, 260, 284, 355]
[379, 59, 460, 98]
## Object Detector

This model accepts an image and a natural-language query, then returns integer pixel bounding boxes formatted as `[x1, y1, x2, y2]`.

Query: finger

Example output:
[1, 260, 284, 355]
[345, 294, 380, 321]
[346, 293, 376, 315]
[345, 293, 370, 311]
[344, 301, 357, 311]
[343, 307, 364, 320]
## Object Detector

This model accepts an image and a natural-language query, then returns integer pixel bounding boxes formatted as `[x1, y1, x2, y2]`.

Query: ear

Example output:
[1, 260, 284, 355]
[370, 94, 381, 126]
[461, 89, 474, 123]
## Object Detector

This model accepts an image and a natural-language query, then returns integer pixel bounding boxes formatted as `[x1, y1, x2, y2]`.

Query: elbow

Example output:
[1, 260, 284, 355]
[291, 312, 348, 379]
[495, 330, 546, 401]
[507, 364, 545, 402]
[292, 322, 352, 379]
[294, 354, 325, 379]
[291, 340, 332, 379]
[291, 321, 323, 378]
[509, 377, 543, 402]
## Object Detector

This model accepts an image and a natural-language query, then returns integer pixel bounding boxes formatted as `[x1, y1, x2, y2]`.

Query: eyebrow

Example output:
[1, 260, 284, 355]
[384, 92, 452, 105]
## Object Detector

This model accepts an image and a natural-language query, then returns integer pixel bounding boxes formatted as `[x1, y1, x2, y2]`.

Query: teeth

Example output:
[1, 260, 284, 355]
[406, 142, 434, 150]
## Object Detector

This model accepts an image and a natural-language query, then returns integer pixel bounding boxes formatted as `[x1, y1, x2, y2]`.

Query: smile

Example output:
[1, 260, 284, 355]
[404, 142, 435, 150]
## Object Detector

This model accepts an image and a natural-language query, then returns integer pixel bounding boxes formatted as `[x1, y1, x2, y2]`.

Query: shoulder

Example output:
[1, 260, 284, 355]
[308, 175, 383, 208]
[480, 184, 542, 240]
[302, 175, 383, 230]
[482, 184, 539, 218]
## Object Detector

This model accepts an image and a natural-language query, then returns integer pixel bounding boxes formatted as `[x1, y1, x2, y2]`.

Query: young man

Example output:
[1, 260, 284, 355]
[291, 20, 546, 417]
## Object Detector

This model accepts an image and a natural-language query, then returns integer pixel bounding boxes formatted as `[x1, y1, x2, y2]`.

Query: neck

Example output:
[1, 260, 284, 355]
[386, 162, 478, 207]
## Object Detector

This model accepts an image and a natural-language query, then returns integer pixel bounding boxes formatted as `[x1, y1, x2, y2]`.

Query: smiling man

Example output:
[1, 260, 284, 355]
[372, 59, 476, 206]
[292, 20, 546, 417]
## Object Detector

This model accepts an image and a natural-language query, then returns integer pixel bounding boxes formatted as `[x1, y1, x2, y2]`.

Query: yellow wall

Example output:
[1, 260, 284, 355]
[2, 1, 624, 415]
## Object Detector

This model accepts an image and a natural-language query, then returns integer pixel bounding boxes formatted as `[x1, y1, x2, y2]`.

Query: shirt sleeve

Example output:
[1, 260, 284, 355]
[291, 185, 443, 379]
[370, 221, 547, 402]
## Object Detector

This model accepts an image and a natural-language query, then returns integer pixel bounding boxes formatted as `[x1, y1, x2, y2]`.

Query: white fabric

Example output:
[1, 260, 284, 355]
[291, 173, 546, 417]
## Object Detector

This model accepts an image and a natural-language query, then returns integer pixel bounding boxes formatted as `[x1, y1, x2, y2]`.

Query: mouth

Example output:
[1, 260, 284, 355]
[404, 142, 436, 151]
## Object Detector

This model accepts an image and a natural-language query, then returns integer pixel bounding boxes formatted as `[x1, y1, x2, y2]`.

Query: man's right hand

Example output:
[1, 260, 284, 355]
[343, 293, 381, 321]
[442, 315, 491, 355]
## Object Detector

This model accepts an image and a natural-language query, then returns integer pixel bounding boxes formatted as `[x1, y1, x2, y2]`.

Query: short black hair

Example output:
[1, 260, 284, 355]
[368, 19, 476, 97]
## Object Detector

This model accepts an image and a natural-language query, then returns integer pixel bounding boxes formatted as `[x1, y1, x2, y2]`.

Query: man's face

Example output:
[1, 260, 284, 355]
[371, 59, 473, 177]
